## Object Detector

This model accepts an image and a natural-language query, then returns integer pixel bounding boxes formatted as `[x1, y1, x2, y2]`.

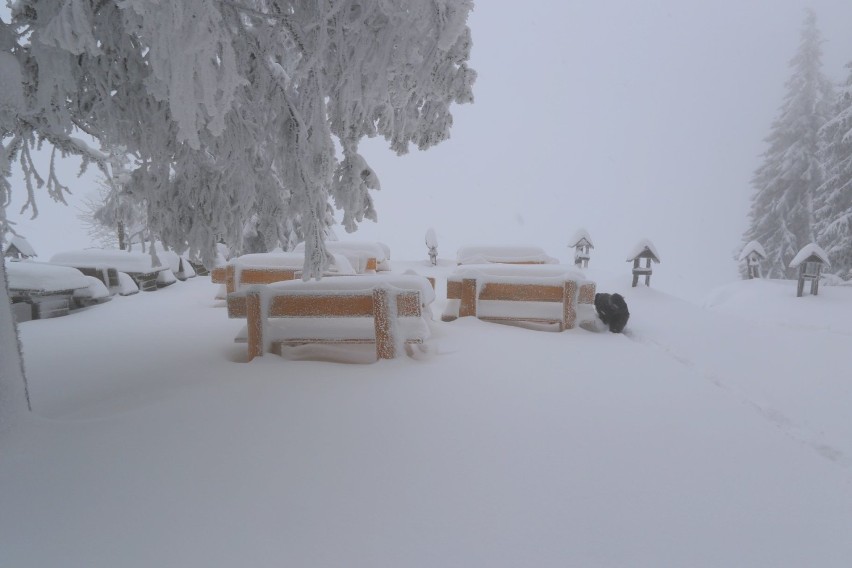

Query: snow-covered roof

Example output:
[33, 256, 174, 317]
[626, 239, 661, 262]
[568, 228, 594, 249]
[4, 235, 38, 257]
[789, 243, 831, 269]
[457, 245, 558, 265]
[50, 249, 166, 274]
[739, 240, 767, 261]
[6, 261, 90, 293]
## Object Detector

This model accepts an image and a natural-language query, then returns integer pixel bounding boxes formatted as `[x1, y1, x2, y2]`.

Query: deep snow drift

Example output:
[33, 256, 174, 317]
[2, 263, 851, 568]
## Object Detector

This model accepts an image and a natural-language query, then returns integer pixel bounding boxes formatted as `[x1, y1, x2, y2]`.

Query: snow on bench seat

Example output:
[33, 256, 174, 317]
[456, 245, 558, 265]
[293, 241, 390, 272]
[212, 252, 357, 294]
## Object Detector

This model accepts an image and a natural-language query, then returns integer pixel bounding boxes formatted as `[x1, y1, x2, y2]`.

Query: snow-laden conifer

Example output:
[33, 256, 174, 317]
[815, 62, 852, 279]
[743, 9, 834, 278]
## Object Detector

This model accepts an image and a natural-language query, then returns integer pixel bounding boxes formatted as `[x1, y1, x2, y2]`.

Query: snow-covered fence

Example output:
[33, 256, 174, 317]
[442, 265, 596, 331]
[227, 275, 434, 361]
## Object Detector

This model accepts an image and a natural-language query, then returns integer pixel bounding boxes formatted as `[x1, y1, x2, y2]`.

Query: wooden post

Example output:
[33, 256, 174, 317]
[563, 280, 578, 330]
[632, 259, 640, 287]
[373, 287, 395, 359]
[366, 257, 378, 272]
[645, 258, 651, 286]
[459, 278, 477, 318]
[226, 264, 236, 294]
[813, 265, 821, 295]
[246, 291, 264, 361]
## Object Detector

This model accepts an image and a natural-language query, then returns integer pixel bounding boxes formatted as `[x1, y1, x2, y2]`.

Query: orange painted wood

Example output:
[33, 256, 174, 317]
[211, 267, 227, 283]
[563, 280, 578, 330]
[228, 295, 247, 318]
[246, 292, 264, 361]
[426, 277, 436, 290]
[578, 282, 596, 304]
[478, 282, 563, 302]
[459, 278, 477, 317]
[395, 292, 422, 317]
[366, 257, 378, 272]
[373, 288, 395, 359]
[238, 268, 296, 286]
[226, 264, 236, 294]
[269, 294, 375, 317]
[447, 280, 462, 299]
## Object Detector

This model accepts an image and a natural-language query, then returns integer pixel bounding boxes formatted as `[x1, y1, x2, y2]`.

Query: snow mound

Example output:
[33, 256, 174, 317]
[456, 245, 557, 265]
[6, 260, 90, 292]
[51, 249, 165, 274]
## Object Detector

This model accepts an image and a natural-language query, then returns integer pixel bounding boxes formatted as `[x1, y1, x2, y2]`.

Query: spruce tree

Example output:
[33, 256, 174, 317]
[815, 62, 852, 279]
[743, 9, 834, 278]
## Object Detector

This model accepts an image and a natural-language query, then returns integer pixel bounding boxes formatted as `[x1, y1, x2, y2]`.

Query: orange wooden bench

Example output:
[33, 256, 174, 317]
[228, 284, 430, 361]
[442, 277, 596, 331]
[211, 264, 298, 294]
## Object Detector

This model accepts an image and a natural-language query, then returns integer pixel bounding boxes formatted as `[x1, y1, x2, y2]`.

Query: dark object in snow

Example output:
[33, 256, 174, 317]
[595, 293, 629, 333]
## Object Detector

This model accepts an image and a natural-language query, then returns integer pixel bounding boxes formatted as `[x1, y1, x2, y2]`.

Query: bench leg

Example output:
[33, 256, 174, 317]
[246, 291, 264, 361]
[459, 278, 477, 318]
[563, 281, 578, 330]
[373, 287, 396, 359]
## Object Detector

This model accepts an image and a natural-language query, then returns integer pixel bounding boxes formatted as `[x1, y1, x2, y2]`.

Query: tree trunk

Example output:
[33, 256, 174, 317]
[117, 220, 127, 251]
[0, 258, 31, 433]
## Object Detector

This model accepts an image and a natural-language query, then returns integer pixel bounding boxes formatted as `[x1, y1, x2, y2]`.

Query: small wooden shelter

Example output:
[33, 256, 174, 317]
[789, 243, 830, 297]
[4, 235, 37, 260]
[627, 239, 661, 287]
[568, 229, 594, 268]
[739, 240, 766, 279]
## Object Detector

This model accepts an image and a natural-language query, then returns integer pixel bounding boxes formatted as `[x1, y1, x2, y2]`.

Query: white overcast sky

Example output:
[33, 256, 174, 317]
[7, 0, 852, 299]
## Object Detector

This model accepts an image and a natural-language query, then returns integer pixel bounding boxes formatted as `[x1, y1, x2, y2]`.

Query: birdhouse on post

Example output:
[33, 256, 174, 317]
[568, 228, 594, 268]
[739, 240, 766, 279]
[627, 239, 661, 287]
[789, 243, 830, 297]
[3, 235, 38, 260]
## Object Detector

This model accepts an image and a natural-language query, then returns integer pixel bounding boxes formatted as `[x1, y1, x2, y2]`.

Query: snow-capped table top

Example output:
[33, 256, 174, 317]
[51, 249, 166, 273]
[456, 245, 558, 265]
[6, 260, 90, 293]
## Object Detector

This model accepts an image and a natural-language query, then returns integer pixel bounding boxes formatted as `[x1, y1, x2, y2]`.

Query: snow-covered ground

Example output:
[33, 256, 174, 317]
[2, 261, 852, 567]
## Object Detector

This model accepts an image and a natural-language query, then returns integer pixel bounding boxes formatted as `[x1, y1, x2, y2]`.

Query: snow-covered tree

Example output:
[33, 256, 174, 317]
[0, 0, 476, 427]
[743, 9, 834, 279]
[815, 62, 852, 279]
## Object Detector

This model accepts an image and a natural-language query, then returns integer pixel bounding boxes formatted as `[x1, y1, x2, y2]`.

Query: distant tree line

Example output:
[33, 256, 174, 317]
[744, 9, 852, 280]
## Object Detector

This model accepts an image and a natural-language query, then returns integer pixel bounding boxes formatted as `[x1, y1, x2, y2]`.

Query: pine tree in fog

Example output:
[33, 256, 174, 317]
[743, 9, 834, 278]
[815, 62, 852, 279]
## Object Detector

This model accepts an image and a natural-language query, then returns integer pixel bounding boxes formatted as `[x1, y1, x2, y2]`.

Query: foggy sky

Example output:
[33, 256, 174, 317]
[8, 0, 852, 300]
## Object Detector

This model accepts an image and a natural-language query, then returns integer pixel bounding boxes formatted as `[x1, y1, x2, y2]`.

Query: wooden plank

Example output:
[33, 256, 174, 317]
[246, 292, 264, 361]
[479, 282, 563, 302]
[578, 282, 596, 304]
[373, 287, 395, 359]
[459, 278, 477, 317]
[563, 280, 577, 330]
[228, 295, 247, 318]
[211, 266, 227, 283]
[365, 257, 378, 272]
[269, 294, 375, 317]
[238, 268, 297, 286]
[447, 280, 462, 299]
[396, 291, 422, 317]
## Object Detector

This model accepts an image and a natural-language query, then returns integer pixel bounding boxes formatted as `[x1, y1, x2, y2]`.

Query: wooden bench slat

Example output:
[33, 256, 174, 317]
[479, 282, 564, 302]
[238, 268, 297, 285]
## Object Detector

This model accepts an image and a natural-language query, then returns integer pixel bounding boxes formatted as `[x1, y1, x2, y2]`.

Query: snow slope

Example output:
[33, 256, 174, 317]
[2, 264, 851, 567]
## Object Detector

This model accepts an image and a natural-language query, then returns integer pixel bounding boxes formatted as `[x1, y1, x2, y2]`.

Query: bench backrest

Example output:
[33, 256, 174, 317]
[228, 289, 421, 319]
